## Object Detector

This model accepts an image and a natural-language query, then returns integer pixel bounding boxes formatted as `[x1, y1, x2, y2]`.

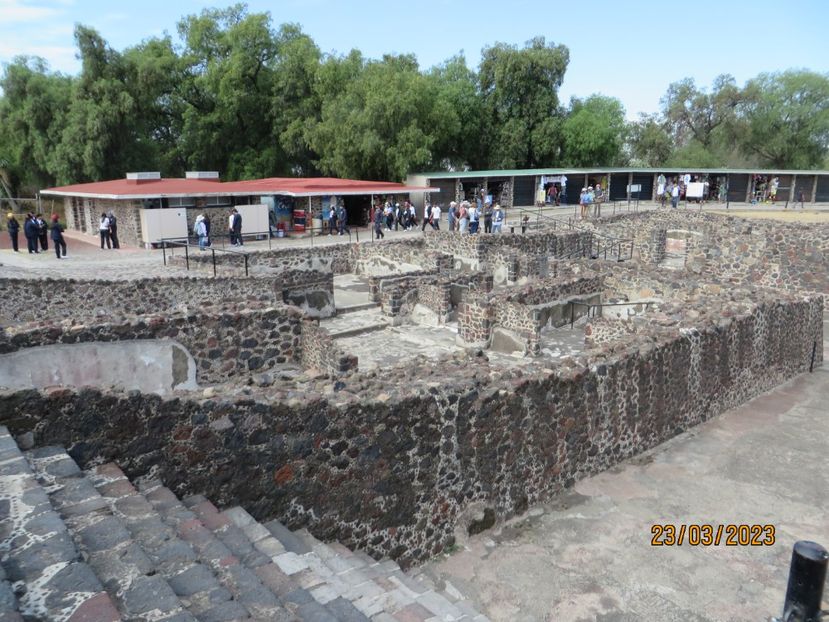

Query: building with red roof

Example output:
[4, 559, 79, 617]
[41, 172, 437, 247]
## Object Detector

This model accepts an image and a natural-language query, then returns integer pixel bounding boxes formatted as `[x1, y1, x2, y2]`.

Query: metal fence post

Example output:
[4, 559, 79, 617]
[244, 254, 249, 277]
[778, 541, 828, 622]
[184, 243, 189, 271]
[162, 240, 167, 266]
[211, 249, 216, 277]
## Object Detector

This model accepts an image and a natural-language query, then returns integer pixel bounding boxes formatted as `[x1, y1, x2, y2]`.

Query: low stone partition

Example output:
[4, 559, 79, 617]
[458, 270, 605, 353]
[175, 243, 356, 275]
[0, 276, 282, 327]
[584, 317, 641, 346]
[279, 270, 335, 319]
[0, 305, 304, 386]
[0, 293, 821, 568]
[299, 321, 358, 375]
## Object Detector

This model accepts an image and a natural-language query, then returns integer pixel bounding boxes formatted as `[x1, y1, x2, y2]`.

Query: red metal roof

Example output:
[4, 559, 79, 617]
[41, 176, 436, 199]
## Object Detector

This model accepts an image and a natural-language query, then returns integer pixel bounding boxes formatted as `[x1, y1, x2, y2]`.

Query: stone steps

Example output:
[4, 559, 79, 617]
[335, 302, 381, 315]
[0, 426, 489, 622]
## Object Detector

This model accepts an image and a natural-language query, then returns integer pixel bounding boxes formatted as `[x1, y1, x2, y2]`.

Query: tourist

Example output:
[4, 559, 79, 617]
[203, 214, 211, 246]
[231, 208, 243, 246]
[421, 202, 431, 231]
[384, 202, 394, 230]
[671, 183, 680, 209]
[195, 214, 208, 250]
[492, 204, 504, 233]
[50, 214, 67, 259]
[407, 202, 416, 229]
[374, 204, 385, 239]
[107, 211, 120, 248]
[98, 213, 111, 249]
[547, 184, 556, 205]
[35, 214, 48, 251]
[769, 177, 779, 204]
[336, 203, 350, 236]
[328, 203, 337, 236]
[6, 213, 20, 252]
[469, 202, 479, 234]
[483, 202, 493, 233]
[430, 203, 441, 230]
[228, 209, 236, 245]
[447, 201, 457, 231]
[23, 215, 38, 253]
[560, 174, 568, 203]
[657, 173, 666, 200]
[458, 201, 469, 233]
[579, 188, 589, 220]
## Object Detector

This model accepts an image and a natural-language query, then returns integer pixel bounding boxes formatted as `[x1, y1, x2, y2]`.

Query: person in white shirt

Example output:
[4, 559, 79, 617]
[671, 183, 680, 208]
[421, 202, 431, 231]
[430, 204, 442, 230]
[560, 175, 568, 203]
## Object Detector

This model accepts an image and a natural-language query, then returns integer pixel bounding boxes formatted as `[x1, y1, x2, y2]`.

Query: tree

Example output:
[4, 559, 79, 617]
[0, 57, 72, 192]
[478, 37, 569, 168]
[561, 95, 627, 167]
[661, 75, 741, 149]
[737, 70, 829, 169]
[627, 113, 673, 167]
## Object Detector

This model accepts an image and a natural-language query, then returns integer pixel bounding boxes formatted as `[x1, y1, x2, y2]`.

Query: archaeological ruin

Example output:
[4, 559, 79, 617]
[0, 208, 826, 621]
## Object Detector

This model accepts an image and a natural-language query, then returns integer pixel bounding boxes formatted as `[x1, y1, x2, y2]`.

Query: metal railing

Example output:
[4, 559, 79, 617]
[569, 300, 655, 328]
[161, 239, 251, 276]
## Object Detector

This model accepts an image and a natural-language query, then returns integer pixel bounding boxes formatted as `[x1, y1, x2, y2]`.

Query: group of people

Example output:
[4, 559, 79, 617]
[370, 199, 508, 239]
[97, 212, 120, 249]
[578, 185, 605, 219]
[444, 200, 504, 234]
[6, 212, 67, 259]
[327, 202, 351, 236]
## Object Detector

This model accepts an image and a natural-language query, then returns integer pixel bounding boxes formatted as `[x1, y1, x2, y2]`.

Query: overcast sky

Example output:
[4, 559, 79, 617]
[1, 0, 828, 119]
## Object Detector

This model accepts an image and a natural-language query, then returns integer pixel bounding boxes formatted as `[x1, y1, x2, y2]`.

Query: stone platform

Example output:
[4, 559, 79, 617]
[0, 428, 488, 622]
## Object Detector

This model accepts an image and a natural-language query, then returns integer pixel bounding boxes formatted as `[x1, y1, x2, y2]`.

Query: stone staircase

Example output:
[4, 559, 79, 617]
[0, 427, 488, 622]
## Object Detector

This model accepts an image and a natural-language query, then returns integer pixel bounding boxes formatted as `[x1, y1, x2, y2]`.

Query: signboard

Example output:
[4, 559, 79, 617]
[626, 184, 642, 193]
[685, 182, 705, 199]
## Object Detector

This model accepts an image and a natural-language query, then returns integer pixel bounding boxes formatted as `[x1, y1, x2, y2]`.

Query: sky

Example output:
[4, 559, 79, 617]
[1, 0, 828, 119]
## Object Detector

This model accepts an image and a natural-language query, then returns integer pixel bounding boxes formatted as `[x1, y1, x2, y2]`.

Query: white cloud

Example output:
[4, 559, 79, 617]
[0, 0, 63, 23]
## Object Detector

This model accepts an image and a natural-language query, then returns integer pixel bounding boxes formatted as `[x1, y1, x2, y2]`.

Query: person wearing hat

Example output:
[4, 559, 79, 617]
[50, 214, 67, 259]
[6, 213, 20, 252]
[492, 204, 504, 233]
[579, 188, 588, 219]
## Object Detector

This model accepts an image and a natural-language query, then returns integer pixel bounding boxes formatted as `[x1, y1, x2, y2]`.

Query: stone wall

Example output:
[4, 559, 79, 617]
[0, 294, 821, 568]
[63, 197, 144, 247]
[0, 306, 304, 385]
[299, 321, 358, 375]
[0, 276, 282, 327]
[584, 318, 640, 346]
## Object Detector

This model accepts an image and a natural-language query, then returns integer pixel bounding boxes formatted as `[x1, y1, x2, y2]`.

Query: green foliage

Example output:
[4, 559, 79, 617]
[1, 3, 828, 195]
[561, 95, 627, 167]
[737, 70, 829, 169]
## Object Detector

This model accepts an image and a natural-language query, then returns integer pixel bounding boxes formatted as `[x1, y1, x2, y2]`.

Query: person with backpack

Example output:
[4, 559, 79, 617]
[108, 211, 120, 248]
[50, 214, 67, 258]
[468, 202, 480, 234]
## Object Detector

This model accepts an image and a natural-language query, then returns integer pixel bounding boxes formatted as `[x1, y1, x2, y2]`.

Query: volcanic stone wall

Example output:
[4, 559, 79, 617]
[0, 276, 282, 326]
[299, 321, 358, 375]
[594, 211, 829, 301]
[0, 306, 304, 384]
[0, 293, 821, 568]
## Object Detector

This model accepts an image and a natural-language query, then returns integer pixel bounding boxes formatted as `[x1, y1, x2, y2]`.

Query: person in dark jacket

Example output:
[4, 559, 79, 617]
[6, 213, 20, 252]
[35, 214, 48, 251]
[231, 209, 243, 246]
[203, 214, 211, 246]
[107, 211, 120, 249]
[23, 214, 39, 253]
[50, 215, 66, 259]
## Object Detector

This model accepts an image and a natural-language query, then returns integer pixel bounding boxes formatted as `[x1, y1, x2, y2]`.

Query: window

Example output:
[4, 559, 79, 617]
[168, 197, 195, 207]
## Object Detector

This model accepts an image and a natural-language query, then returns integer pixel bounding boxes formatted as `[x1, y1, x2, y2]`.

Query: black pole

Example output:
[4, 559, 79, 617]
[810, 341, 818, 373]
[162, 240, 167, 266]
[212, 249, 216, 277]
[185, 243, 189, 271]
[244, 254, 249, 277]
[780, 541, 828, 622]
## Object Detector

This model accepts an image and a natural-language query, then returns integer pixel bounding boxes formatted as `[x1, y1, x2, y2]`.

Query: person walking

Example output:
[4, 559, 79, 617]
[328, 203, 337, 235]
[195, 214, 208, 250]
[231, 208, 243, 245]
[23, 215, 39, 253]
[579, 188, 589, 220]
[6, 213, 20, 252]
[420, 202, 431, 232]
[35, 214, 48, 251]
[228, 209, 236, 245]
[447, 201, 457, 231]
[203, 214, 211, 246]
[430, 204, 441, 230]
[670, 183, 680, 209]
[469, 202, 479, 234]
[336, 203, 349, 236]
[107, 211, 120, 248]
[98, 213, 111, 248]
[373, 204, 385, 239]
[50, 214, 67, 259]
[492, 204, 504, 233]
[483, 202, 493, 233]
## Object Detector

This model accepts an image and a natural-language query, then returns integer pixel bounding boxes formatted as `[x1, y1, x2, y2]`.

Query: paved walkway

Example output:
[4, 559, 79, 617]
[418, 319, 829, 622]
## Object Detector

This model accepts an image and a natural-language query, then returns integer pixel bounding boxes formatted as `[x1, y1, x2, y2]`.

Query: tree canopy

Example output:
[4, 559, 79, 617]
[1, 3, 828, 194]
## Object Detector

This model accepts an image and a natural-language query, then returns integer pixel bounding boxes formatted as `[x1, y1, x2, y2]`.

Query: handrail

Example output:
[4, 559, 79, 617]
[160, 239, 250, 276]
